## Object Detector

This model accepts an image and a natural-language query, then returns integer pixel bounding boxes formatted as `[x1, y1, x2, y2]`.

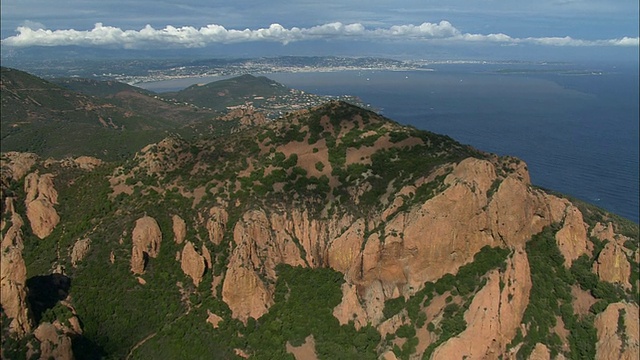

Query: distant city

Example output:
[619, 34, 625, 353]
[2, 56, 551, 85]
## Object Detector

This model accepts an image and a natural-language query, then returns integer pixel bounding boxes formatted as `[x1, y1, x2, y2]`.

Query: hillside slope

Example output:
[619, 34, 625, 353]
[161, 74, 292, 111]
[1, 98, 638, 358]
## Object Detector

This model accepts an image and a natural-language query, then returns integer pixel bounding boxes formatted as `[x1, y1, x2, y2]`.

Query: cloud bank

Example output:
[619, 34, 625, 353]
[2, 21, 638, 49]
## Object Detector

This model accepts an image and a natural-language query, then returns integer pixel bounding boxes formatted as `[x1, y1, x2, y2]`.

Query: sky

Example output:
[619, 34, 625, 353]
[1, 0, 639, 61]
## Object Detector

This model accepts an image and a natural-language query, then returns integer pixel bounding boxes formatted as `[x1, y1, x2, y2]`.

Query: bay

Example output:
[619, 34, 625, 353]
[139, 63, 639, 223]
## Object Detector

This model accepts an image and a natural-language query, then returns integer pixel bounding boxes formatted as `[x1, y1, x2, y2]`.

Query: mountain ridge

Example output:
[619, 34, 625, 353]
[1, 70, 638, 360]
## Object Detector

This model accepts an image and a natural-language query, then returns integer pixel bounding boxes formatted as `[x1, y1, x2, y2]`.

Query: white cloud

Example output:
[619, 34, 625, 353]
[2, 21, 638, 49]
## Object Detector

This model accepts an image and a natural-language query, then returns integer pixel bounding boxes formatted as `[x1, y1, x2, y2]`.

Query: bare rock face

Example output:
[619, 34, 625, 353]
[222, 261, 273, 324]
[332, 283, 369, 329]
[73, 156, 103, 170]
[70, 238, 91, 267]
[218, 157, 582, 328]
[0, 152, 38, 184]
[326, 219, 365, 278]
[172, 215, 186, 244]
[207, 206, 228, 245]
[593, 241, 632, 289]
[181, 242, 206, 287]
[554, 205, 590, 267]
[371, 158, 549, 296]
[431, 250, 532, 359]
[206, 310, 224, 329]
[0, 197, 33, 338]
[202, 244, 212, 269]
[24, 172, 60, 239]
[529, 343, 551, 360]
[377, 312, 410, 339]
[130, 216, 162, 274]
[222, 209, 305, 323]
[591, 222, 616, 242]
[594, 302, 639, 360]
[33, 322, 74, 360]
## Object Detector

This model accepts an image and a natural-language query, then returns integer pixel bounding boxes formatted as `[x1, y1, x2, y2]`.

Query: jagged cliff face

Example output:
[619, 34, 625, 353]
[1, 102, 638, 359]
[1, 197, 32, 338]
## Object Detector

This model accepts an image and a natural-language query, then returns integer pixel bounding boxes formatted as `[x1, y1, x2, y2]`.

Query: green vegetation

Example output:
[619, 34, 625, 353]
[380, 246, 511, 359]
[2, 78, 637, 360]
[516, 224, 632, 360]
[161, 74, 291, 111]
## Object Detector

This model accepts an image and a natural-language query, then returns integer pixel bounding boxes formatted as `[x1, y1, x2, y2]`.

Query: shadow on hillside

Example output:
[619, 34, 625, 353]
[26, 273, 71, 323]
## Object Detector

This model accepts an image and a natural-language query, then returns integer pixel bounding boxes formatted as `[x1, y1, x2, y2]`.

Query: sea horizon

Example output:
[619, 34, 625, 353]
[138, 63, 639, 224]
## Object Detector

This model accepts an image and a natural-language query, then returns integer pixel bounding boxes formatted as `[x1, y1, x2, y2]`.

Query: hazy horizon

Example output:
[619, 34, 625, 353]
[2, 1, 638, 62]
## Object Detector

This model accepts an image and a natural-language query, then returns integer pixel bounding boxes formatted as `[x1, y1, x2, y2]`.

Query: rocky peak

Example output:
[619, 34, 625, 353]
[130, 216, 162, 274]
[1, 197, 33, 338]
[172, 215, 186, 244]
[180, 242, 206, 287]
[23, 171, 60, 239]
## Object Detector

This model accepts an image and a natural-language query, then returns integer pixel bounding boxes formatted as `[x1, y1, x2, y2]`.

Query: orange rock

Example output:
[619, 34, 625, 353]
[172, 215, 186, 244]
[33, 322, 74, 360]
[130, 216, 162, 274]
[206, 310, 224, 329]
[73, 156, 102, 170]
[432, 250, 531, 358]
[594, 302, 639, 360]
[332, 283, 368, 329]
[70, 238, 91, 267]
[24, 172, 59, 239]
[181, 242, 206, 287]
[593, 242, 632, 289]
[529, 343, 551, 360]
[207, 206, 228, 245]
[555, 205, 590, 267]
[1, 152, 38, 183]
[0, 199, 32, 338]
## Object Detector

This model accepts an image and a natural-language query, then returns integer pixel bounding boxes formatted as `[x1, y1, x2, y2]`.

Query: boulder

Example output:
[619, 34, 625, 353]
[130, 216, 162, 274]
[70, 238, 91, 267]
[180, 242, 206, 287]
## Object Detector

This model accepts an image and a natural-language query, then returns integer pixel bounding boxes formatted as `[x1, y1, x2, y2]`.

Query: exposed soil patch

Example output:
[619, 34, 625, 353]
[571, 285, 598, 316]
[286, 335, 319, 360]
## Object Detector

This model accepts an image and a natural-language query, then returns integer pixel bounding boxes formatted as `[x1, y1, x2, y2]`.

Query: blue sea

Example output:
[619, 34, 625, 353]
[141, 62, 640, 223]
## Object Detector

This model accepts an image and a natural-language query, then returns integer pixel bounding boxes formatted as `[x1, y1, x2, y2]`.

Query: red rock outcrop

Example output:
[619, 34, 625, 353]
[594, 302, 639, 360]
[206, 310, 223, 329]
[202, 244, 212, 269]
[431, 249, 531, 358]
[73, 156, 103, 170]
[554, 205, 590, 266]
[326, 219, 365, 278]
[529, 343, 551, 360]
[181, 242, 206, 287]
[0, 152, 38, 185]
[286, 335, 319, 360]
[207, 206, 228, 245]
[0, 197, 33, 338]
[70, 238, 91, 268]
[332, 283, 369, 329]
[218, 157, 583, 327]
[222, 209, 305, 323]
[130, 216, 162, 274]
[172, 215, 186, 244]
[24, 172, 59, 239]
[222, 262, 273, 324]
[33, 322, 75, 360]
[593, 241, 632, 289]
